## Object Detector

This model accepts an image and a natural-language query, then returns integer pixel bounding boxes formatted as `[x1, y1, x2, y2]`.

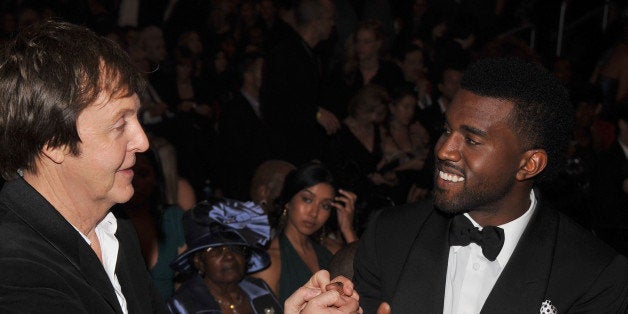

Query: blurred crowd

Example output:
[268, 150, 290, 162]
[2, 0, 627, 305]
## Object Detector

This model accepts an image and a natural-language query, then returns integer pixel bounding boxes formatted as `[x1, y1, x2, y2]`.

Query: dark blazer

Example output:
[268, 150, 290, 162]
[260, 25, 326, 165]
[354, 197, 628, 313]
[0, 178, 167, 313]
[217, 92, 272, 200]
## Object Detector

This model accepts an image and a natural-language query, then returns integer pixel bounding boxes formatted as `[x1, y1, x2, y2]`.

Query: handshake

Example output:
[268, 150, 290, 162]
[284, 270, 362, 314]
[285, 270, 392, 314]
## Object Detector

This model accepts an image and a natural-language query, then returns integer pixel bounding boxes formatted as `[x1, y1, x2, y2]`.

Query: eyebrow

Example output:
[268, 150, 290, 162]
[460, 125, 488, 138]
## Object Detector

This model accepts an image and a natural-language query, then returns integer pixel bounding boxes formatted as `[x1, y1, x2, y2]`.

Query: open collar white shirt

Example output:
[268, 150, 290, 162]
[443, 190, 538, 314]
[74, 212, 128, 314]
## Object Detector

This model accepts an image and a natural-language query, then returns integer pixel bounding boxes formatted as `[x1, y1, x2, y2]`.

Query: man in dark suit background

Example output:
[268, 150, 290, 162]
[0, 20, 166, 313]
[354, 58, 628, 313]
[260, 0, 340, 166]
[217, 53, 272, 200]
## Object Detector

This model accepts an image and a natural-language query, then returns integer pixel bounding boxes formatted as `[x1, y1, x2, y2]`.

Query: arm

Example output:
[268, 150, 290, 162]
[353, 210, 386, 313]
[568, 255, 628, 312]
[0, 258, 88, 313]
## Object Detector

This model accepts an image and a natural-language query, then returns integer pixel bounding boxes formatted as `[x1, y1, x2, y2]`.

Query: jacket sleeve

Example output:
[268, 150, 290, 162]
[0, 257, 88, 313]
[567, 254, 628, 313]
[353, 209, 385, 313]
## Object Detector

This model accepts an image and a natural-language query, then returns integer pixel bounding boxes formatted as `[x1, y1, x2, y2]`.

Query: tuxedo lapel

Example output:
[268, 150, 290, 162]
[481, 202, 558, 313]
[2, 179, 122, 313]
[391, 210, 451, 313]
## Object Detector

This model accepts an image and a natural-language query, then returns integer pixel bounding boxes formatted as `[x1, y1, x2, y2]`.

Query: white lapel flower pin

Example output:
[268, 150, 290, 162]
[540, 300, 558, 314]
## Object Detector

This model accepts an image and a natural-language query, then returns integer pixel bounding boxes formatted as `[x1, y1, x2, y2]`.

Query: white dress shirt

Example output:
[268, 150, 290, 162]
[75, 212, 128, 314]
[443, 190, 538, 314]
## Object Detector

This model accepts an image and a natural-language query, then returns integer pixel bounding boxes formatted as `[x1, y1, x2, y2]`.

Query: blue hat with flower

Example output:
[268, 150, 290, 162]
[170, 198, 271, 274]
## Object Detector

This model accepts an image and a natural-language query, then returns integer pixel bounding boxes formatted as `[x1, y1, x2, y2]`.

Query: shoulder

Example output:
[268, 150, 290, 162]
[250, 236, 281, 293]
[373, 200, 434, 229]
[555, 211, 621, 267]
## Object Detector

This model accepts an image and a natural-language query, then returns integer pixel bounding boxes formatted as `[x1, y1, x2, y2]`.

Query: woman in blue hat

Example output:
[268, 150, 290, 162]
[167, 199, 282, 314]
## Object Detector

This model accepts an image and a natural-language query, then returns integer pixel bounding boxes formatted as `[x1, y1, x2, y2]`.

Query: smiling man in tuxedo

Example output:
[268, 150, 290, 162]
[354, 58, 628, 313]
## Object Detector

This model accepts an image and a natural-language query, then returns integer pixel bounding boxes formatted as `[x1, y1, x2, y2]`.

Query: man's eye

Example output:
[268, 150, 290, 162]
[465, 137, 479, 145]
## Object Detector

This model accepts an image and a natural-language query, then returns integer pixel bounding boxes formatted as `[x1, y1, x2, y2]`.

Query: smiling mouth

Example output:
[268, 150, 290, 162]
[438, 170, 465, 182]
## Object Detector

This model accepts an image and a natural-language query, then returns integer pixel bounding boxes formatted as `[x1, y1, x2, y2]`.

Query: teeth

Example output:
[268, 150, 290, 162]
[439, 171, 465, 182]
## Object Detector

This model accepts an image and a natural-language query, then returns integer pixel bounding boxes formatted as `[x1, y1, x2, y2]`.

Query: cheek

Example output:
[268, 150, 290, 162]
[317, 209, 331, 225]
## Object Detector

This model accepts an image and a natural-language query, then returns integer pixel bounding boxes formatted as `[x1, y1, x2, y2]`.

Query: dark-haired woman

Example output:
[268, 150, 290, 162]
[251, 162, 358, 303]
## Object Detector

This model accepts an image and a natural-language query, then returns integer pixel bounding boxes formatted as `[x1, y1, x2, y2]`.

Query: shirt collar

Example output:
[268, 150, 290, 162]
[463, 189, 537, 267]
[73, 212, 118, 245]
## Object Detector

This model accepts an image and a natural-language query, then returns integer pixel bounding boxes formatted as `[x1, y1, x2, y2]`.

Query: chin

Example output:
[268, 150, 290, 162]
[434, 193, 464, 215]
[110, 185, 135, 205]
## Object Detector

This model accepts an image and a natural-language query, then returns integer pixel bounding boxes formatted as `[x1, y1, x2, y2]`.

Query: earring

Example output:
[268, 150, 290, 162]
[282, 207, 287, 217]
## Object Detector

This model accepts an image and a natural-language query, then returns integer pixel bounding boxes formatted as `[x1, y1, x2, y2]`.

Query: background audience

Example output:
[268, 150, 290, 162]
[2, 0, 627, 307]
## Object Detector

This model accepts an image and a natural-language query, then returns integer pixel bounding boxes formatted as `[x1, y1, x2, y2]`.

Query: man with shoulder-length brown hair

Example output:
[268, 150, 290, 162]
[0, 20, 166, 313]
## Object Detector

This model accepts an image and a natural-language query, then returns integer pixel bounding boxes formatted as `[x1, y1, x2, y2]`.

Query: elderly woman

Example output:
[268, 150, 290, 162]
[168, 199, 282, 314]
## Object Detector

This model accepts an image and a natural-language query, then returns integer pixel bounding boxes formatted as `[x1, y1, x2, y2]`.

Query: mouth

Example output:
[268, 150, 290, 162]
[438, 170, 465, 183]
[302, 221, 316, 229]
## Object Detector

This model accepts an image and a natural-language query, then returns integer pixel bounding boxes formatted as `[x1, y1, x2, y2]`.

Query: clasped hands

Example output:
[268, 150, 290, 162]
[284, 270, 362, 314]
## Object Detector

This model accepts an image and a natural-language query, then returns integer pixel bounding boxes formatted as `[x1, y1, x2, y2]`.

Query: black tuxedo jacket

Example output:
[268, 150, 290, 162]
[0, 178, 167, 313]
[354, 197, 628, 313]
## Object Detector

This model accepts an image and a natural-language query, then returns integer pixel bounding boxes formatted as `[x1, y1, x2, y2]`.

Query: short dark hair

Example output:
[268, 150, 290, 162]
[0, 20, 145, 179]
[460, 58, 573, 182]
[275, 161, 336, 209]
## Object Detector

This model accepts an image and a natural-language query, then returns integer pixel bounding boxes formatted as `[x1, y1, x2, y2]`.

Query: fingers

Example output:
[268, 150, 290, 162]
[305, 269, 332, 290]
[333, 189, 357, 212]
[284, 286, 322, 314]
[376, 302, 391, 314]
[302, 290, 360, 314]
[329, 275, 358, 301]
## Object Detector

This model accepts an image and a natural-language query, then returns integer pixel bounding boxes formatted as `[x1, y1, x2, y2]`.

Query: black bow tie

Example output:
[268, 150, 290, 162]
[448, 215, 505, 261]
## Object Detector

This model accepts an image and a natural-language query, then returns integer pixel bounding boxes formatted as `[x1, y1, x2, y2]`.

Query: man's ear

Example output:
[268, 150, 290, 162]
[41, 143, 68, 164]
[516, 149, 547, 181]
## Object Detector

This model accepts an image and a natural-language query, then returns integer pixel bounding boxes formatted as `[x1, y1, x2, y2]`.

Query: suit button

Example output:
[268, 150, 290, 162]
[473, 263, 480, 270]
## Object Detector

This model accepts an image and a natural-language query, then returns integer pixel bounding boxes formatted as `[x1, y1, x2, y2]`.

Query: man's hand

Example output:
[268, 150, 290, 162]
[284, 270, 362, 314]
[317, 107, 341, 135]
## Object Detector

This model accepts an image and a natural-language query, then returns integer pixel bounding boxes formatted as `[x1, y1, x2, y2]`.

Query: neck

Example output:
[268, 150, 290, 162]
[297, 26, 319, 49]
[284, 224, 312, 249]
[23, 167, 109, 237]
[389, 119, 407, 131]
[346, 116, 371, 128]
[204, 276, 242, 296]
[360, 57, 378, 70]
[241, 84, 259, 100]
[468, 187, 533, 227]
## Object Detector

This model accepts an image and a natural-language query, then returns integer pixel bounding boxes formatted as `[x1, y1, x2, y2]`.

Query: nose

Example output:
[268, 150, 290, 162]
[307, 203, 319, 219]
[131, 121, 150, 153]
[435, 132, 461, 163]
[221, 247, 235, 260]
